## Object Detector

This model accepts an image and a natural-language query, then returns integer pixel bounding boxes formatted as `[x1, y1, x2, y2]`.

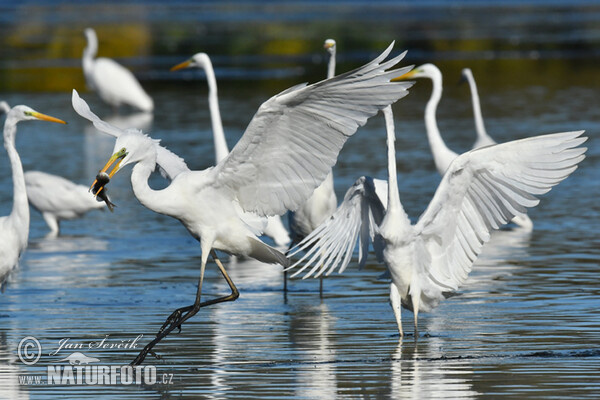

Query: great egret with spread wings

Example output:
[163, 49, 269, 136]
[0, 105, 66, 286]
[288, 105, 586, 338]
[83, 28, 154, 112]
[395, 64, 533, 229]
[170, 51, 290, 247]
[74, 42, 413, 364]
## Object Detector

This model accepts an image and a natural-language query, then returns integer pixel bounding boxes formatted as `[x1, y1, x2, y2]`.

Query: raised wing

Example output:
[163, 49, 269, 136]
[287, 176, 387, 278]
[416, 130, 587, 291]
[72, 90, 188, 181]
[213, 42, 412, 216]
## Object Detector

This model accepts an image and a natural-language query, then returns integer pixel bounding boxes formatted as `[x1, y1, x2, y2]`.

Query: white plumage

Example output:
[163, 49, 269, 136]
[71, 42, 412, 363]
[24, 171, 106, 237]
[289, 105, 586, 337]
[83, 28, 154, 112]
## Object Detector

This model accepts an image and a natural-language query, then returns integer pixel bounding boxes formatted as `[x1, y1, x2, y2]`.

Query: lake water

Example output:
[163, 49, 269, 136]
[0, 1, 599, 399]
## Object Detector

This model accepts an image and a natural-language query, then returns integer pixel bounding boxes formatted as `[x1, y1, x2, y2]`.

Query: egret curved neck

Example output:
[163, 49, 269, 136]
[424, 71, 456, 173]
[4, 120, 29, 237]
[203, 61, 228, 163]
[465, 72, 488, 139]
[82, 34, 97, 85]
[382, 106, 409, 226]
[130, 157, 170, 216]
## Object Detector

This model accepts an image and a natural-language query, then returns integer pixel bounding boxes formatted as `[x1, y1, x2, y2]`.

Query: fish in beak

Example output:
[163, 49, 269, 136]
[90, 148, 127, 211]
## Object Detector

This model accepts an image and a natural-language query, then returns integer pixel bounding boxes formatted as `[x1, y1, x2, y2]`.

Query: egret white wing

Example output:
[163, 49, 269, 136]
[213, 42, 413, 216]
[415, 130, 587, 291]
[288, 176, 387, 278]
[72, 90, 188, 181]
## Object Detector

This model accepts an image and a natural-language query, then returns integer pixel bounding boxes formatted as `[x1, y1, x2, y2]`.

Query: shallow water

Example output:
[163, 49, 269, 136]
[0, 1, 599, 399]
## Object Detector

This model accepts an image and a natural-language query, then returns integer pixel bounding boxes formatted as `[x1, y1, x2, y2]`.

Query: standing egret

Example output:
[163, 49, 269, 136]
[289, 105, 586, 338]
[286, 38, 339, 295]
[1, 101, 109, 237]
[0, 106, 66, 285]
[83, 28, 154, 112]
[170, 52, 290, 247]
[395, 64, 533, 229]
[74, 42, 413, 364]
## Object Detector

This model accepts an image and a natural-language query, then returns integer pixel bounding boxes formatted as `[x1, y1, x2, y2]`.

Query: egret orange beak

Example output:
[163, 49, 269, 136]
[27, 111, 67, 124]
[90, 150, 127, 196]
[391, 69, 417, 82]
[170, 59, 192, 71]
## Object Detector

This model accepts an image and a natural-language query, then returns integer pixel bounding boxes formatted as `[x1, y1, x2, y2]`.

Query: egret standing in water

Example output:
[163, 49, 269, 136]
[83, 28, 154, 112]
[395, 64, 533, 229]
[170, 52, 290, 247]
[289, 105, 586, 338]
[286, 38, 339, 296]
[0, 105, 66, 286]
[1, 102, 109, 237]
[75, 42, 413, 364]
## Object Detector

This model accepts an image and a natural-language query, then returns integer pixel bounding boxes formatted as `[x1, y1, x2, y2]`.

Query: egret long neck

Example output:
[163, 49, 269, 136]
[465, 71, 488, 140]
[130, 156, 170, 216]
[4, 119, 29, 242]
[382, 106, 409, 227]
[424, 70, 457, 174]
[82, 33, 98, 87]
[327, 48, 336, 79]
[203, 60, 228, 163]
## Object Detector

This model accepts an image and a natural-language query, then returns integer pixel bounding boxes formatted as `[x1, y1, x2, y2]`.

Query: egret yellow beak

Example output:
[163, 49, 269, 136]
[90, 150, 127, 196]
[324, 42, 334, 50]
[391, 70, 417, 82]
[170, 59, 192, 71]
[27, 111, 67, 124]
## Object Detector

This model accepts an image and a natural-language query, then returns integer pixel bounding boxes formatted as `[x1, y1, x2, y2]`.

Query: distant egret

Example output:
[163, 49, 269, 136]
[83, 28, 154, 112]
[73, 42, 413, 364]
[0, 106, 66, 285]
[289, 105, 586, 338]
[286, 38, 339, 295]
[395, 64, 533, 229]
[170, 52, 290, 247]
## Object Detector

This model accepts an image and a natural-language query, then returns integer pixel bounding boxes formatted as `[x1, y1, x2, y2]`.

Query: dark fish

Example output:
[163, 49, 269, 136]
[91, 172, 116, 212]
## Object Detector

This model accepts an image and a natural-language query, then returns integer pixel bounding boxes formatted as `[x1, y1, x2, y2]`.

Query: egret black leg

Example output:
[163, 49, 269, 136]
[131, 251, 239, 366]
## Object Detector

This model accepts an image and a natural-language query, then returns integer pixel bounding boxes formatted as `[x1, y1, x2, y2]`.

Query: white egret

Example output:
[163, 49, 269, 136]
[83, 28, 154, 112]
[0, 106, 66, 285]
[396, 64, 533, 229]
[289, 105, 586, 338]
[1, 102, 109, 237]
[73, 42, 413, 364]
[170, 52, 290, 247]
[286, 38, 339, 295]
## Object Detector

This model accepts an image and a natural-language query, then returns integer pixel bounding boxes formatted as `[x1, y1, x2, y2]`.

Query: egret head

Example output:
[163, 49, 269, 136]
[459, 67, 473, 85]
[6, 105, 66, 125]
[392, 63, 440, 81]
[84, 28, 97, 44]
[170, 52, 211, 72]
[324, 39, 336, 55]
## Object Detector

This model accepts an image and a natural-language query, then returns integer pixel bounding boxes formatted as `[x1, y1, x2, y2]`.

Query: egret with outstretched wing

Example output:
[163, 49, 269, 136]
[74, 41, 413, 364]
[289, 105, 586, 338]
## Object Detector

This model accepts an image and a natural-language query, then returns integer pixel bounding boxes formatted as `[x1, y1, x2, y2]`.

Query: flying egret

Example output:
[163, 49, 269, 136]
[395, 64, 533, 229]
[83, 28, 154, 112]
[74, 42, 413, 364]
[0, 105, 66, 285]
[170, 52, 290, 247]
[288, 105, 586, 338]
[1, 101, 109, 237]
[286, 38, 339, 295]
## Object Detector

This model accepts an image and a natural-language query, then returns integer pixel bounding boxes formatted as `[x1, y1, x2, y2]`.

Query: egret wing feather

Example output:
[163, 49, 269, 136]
[415, 130, 587, 291]
[213, 43, 413, 216]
